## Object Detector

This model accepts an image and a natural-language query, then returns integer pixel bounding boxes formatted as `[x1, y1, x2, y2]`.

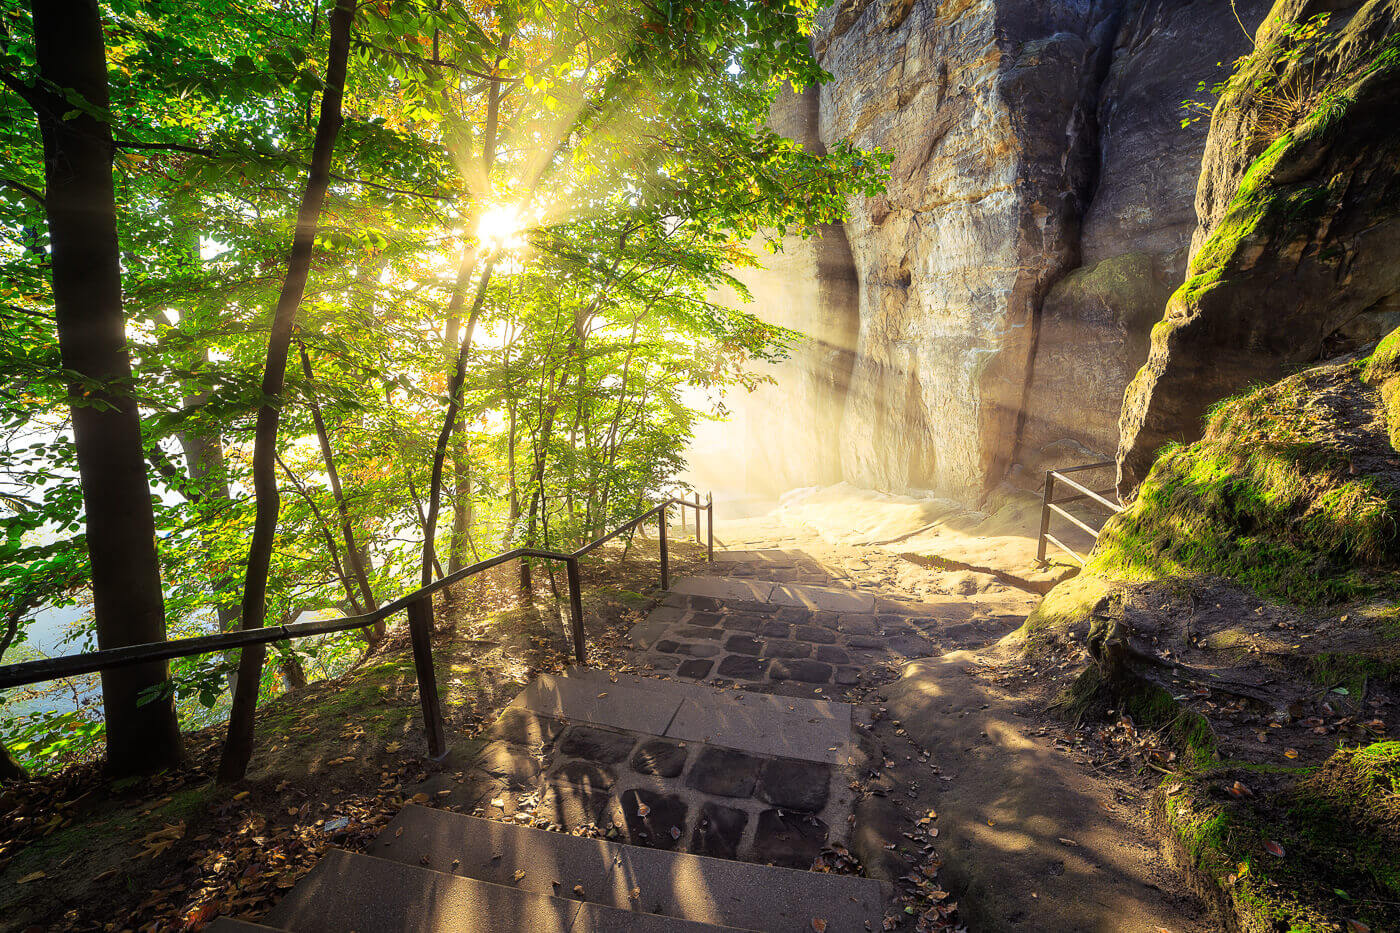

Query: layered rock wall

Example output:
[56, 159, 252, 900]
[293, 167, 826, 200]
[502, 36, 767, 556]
[713, 0, 1268, 502]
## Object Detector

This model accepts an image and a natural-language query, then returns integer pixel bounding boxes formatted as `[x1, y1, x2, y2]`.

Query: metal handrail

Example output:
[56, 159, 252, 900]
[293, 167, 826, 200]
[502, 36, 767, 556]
[1036, 463, 1122, 566]
[0, 493, 715, 760]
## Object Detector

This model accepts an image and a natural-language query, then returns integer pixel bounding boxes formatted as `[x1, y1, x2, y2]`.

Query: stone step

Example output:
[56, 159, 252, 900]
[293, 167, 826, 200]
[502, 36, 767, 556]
[511, 671, 852, 764]
[669, 576, 876, 614]
[259, 848, 744, 932]
[374, 805, 889, 933]
[206, 921, 280, 932]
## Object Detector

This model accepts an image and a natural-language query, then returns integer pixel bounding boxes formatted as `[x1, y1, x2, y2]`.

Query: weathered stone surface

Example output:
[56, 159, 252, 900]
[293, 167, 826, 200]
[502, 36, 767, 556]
[763, 640, 811, 659]
[687, 611, 723, 627]
[760, 621, 792, 638]
[724, 635, 763, 655]
[654, 640, 680, 654]
[686, 748, 762, 798]
[631, 740, 689, 778]
[1119, 0, 1400, 491]
[473, 742, 542, 790]
[793, 624, 838, 644]
[619, 790, 688, 850]
[488, 709, 565, 749]
[695, 0, 1272, 501]
[550, 760, 617, 792]
[757, 759, 833, 812]
[689, 802, 748, 860]
[675, 626, 722, 640]
[815, 646, 850, 665]
[716, 655, 769, 679]
[768, 659, 833, 684]
[675, 658, 714, 680]
[846, 635, 885, 649]
[538, 781, 618, 832]
[676, 642, 720, 658]
[753, 809, 828, 869]
[556, 726, 635, 765]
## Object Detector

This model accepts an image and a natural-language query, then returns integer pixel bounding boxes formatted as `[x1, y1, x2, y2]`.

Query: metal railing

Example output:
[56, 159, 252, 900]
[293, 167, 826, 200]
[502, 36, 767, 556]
[0, 494, 715, 761]
[1036, 462, 1122, 566]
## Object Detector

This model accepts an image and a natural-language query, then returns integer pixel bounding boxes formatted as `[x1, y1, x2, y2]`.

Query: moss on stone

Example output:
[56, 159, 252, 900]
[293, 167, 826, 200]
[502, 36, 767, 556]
[1090, 363, 1398, 605]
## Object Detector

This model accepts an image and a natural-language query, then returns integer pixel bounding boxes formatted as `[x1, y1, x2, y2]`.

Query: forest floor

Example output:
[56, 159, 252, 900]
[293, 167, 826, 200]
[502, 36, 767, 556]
[0, 537, 707, 933]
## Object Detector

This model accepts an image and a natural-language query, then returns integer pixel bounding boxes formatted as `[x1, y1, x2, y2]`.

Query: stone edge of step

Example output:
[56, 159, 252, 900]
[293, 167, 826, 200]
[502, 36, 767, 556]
[373, 805, 891, 925]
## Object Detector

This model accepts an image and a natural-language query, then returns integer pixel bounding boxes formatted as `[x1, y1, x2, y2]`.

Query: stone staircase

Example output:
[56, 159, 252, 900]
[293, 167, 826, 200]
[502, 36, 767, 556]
[207, 561, 895, 932]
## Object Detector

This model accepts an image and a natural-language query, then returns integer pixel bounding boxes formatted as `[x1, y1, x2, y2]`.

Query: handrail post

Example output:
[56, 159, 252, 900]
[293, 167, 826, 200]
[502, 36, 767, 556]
[406, 596, 447, 760]
[706, 492, 713, 562]
[694, 492, 702, 544]
[659, 502, 669, 590]
[1037, 471, 1055, 563]
[679, 494, 687, 533]
[565, 556, 586, 665]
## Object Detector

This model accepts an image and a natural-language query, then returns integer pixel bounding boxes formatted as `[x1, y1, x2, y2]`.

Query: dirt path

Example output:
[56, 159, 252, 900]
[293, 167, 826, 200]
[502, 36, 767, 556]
[708, 514, 1214, 932]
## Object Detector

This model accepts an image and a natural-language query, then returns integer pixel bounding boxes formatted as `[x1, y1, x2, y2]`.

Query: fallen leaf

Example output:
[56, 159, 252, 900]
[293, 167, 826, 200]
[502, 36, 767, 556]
[636, 803, 650, 817]
[1228, 781, 1251, 798]
[573, 884, 586, 898]
[1058, 837, 1079, 847]
[233, 790, 250, 800]
[513, 869, 526, 882]
[17, 871, 46, 884]
[812, 920, 828, 932]
[1284, 748, 1299, 759]
[1264, 840, 1285, 858]
[670, 826, 681, 840]
[1345, 920, 1371, 933]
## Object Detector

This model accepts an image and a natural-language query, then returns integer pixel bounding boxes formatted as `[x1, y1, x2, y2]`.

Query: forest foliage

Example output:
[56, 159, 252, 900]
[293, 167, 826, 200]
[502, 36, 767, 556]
[0, 0, 887, 776]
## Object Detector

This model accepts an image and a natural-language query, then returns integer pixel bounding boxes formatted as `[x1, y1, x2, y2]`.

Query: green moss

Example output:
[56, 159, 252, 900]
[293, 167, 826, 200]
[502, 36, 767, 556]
[1090, 368, 1399, 604]
[1009, 573, 1111, 651]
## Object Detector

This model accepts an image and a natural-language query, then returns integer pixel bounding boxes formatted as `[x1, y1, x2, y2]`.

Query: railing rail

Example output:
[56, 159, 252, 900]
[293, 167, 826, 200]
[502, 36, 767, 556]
[0, 493, 715, 760]
[1036, 462, 1122, 566]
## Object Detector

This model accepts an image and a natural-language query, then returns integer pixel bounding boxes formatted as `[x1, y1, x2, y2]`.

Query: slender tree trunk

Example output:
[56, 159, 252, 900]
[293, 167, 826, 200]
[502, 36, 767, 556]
[298, 342, 379, 635]
[27, 0, 182, 776]
[219, 0, 354, 783]
[0, 740, 25, 782]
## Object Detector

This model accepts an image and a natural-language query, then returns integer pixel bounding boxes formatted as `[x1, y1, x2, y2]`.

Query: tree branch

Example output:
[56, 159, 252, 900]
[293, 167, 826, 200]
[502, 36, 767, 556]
[0, 178, 45, 205]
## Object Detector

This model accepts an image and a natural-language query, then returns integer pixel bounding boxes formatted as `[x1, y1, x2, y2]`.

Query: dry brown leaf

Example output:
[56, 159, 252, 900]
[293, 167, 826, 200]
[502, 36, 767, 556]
[513, 869, 526, 882]
[1263, 840, 1285, 858]
[17, 871, 46, 884]
[811, 920, 828, 932]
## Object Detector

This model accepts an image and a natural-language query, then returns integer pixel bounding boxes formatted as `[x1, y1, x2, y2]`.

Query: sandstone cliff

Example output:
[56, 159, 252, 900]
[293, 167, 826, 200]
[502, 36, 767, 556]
[1117, 0, 1400, 491]
[717, 0, 1267, 502]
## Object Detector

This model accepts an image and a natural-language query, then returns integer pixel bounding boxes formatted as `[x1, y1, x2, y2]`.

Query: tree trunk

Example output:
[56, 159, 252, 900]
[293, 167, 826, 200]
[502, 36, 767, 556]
[219, 0, 354, 783]
[0, 740, 25, 783]
[298, 342, 379, 634]
[28, 0, 182, 777]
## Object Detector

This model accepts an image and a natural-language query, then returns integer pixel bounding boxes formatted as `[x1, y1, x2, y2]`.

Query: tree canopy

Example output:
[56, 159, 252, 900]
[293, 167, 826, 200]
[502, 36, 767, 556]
[0, 0, 886, 778]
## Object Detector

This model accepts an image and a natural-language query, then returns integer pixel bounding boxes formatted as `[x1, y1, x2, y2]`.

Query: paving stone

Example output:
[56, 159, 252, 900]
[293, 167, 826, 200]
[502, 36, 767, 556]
[557, 725, 636, 764]
[810, 611, 843, 630]
[770, 583, 875, 613]
[716, 655, 768, 679]
[686, 595, 725, 610]
[654, 640, 680, 654]
[628, 620, 673, 650]
[759, 621, 791, 638]
[685, 612, 723, 627]
[550, 759, 617, 792]
[646, 655, 681, 671]
[537, 778, 621, 829]
[753, 809, 829, 869]
[880, 621, 915, 636]
[794, 624, 838, 644]
[846, 635, 885, 649]
[631, 739, 688, 778]
[674, 626, 722, 640]
[647, 606, 688, 624]
[676, 642, 720, 658]
[675, 658, 714, 680]
[835, 666, 862, 686]
[837, 615, 878, 635]
[723, 634, 763, 655]
[672, 577, 775, 603]
[768, 659, 833, 684]
[489, 708, 566, 748]
[725, 600, 776, 615]
[686, 747, 762, 797]
[689, 802, 747, 859]
[815, 646, 850, 664]
[888, 634, 936, 656]
[722, 615, 764, 633]
[776, 607, 812, 623]
[756, 759, 832, 812]
[762, 640, 810, 659]
[619, 789, 688, 850]
[473, 742, 542, 790]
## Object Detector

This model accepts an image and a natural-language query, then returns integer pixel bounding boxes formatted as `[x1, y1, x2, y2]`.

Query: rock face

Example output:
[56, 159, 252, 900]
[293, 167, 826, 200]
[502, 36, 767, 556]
[711, 0, 1267, 502]
[1117, 0, 1400, 491]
